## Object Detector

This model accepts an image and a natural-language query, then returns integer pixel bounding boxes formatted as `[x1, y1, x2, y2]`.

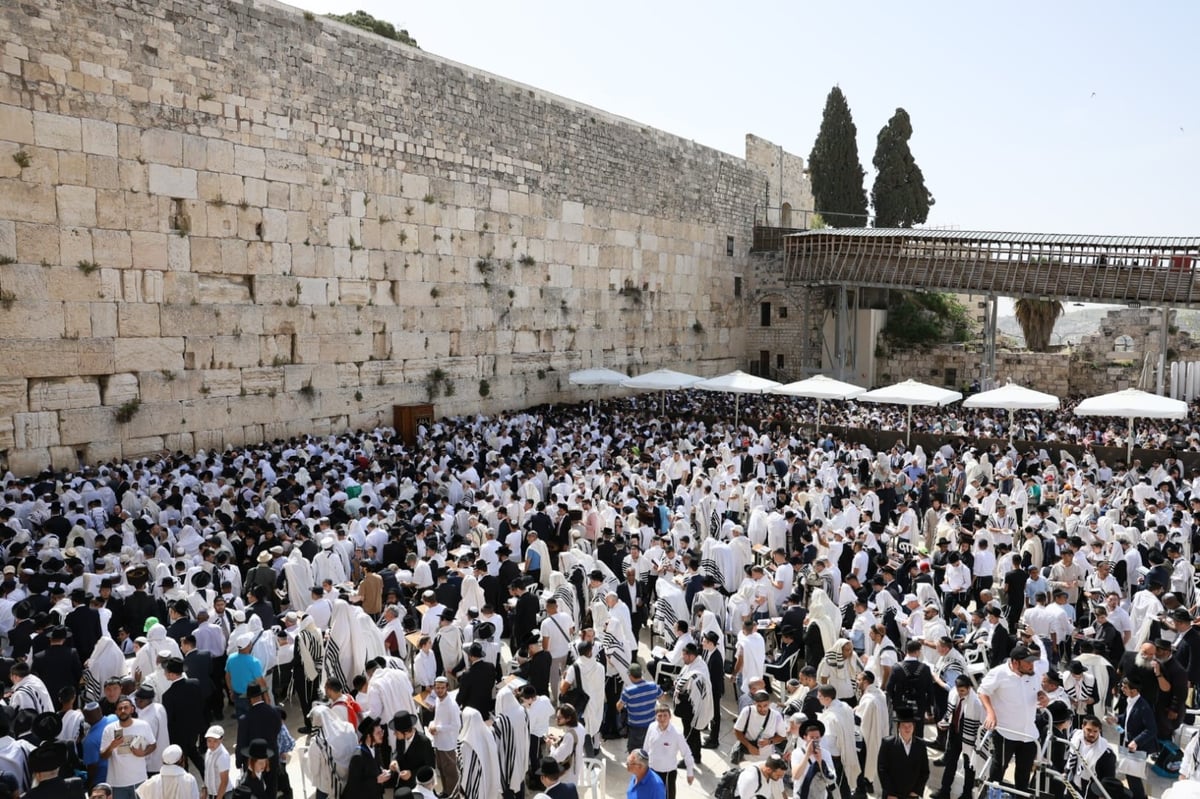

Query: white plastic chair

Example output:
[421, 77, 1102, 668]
[580, 757, 606, 799]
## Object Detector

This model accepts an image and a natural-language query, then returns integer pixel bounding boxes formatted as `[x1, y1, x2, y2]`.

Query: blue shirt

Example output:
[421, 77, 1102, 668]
[82, 713, 117, 781]
[620, 680, 662, 728]
[225, 651, 264, 693]
[627, 769, 666, 799]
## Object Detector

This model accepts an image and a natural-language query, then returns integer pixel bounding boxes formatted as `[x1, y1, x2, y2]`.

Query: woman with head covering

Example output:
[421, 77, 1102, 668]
[493, 683, 530, 799]
[457, 707, 501, 799]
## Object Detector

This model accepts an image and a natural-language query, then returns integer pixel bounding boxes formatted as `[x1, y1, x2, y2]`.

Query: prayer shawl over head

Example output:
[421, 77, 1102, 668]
[601, 613, 633, 683]
[434, 623, 463, 677]
[456, 707, 500, 799]
[818, 638, 864, 700]
[284, 550, 315, 611]
[305, 704, 357, 796]
[297, 615, 324, 681]
[362, 665, 417, 723]
[698, 609, 725, 656]
[808, 589, 841, 653]
[855, 684, 888, 785]
[493, 686, 529, 794]
[653, 578, 689, 648]
[323, 599, 358, 689]
[84, 635, 127, 703]
[527, 538, 552, 586]
[456, 575, 487, 625]
[134, 624, 182, 682]
[547, 572, 577, 630]
[573, 655, 605, 738]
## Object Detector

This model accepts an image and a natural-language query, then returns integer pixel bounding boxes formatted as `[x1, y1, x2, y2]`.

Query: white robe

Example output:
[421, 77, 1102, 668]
[856, 685, 888, 785]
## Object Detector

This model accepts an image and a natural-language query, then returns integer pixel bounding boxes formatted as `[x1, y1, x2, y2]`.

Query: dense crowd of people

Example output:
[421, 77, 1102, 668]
[0, 391, 1197, 799]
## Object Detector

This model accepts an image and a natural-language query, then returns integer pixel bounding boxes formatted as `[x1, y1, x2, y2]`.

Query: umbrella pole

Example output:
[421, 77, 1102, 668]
[907, 405, 912, 448]
[735, 394, 740, 428]
[1009, 408, 1015, 446]
[1127, 416, 1134, 465]
[816, 398, 823, 437]
[660, 390, 665, 417]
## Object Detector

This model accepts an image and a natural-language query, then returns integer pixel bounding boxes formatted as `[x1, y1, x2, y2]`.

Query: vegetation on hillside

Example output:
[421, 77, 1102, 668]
[882, 292, 974, 348]
[326, 10, 418, 48]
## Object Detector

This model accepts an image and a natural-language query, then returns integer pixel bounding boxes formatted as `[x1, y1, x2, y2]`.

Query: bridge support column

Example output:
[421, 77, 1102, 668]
[834, 284, 849, 381]
[1157, 307, 1169, 395]
[980, 294, 998, 389]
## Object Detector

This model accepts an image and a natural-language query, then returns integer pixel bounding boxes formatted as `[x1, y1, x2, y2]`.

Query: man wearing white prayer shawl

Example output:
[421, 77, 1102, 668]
[560, 643, 604, 754]
[135, 744, 198, 799]
[311, 538, 347, 586]
[455, 707, 500, 799]
[855, 671, 888, 795]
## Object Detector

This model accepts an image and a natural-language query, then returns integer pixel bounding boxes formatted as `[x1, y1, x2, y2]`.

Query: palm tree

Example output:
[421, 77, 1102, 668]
[1013, 298, 1063, 351]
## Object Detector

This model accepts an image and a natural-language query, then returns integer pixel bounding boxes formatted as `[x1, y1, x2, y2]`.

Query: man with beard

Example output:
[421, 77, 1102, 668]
[1118, 642, 1160, 708]
[1151, 638, 1188, 739]
[1064, 714, 1117, 799]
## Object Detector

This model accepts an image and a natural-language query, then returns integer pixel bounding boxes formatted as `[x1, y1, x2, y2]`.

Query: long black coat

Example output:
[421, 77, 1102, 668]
[511, 591, 539, 647]
[64, 605, 102, 661]
[163, 675, 206, 743]
[878, 735, 930, 798]
[343, 745, 386, 799]
[391, 731, 435, 790]
[455, 659, 498, 718]
[31, 644, 82, 704]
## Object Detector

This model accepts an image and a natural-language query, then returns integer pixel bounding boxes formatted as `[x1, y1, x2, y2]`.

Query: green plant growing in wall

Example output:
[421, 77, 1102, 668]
[692, 320, 704, 333]
[423, 194, 435, 205]
[425, 368, 448, 401]
[430, 287, 439, 299]
[354, 390, 363, 401]
[11, 151, 31, 169]
[77, 260, 100, 275]
[478, 379, 490, 397]
[0, 256, 15, 266]
[0, 290, 14, 310]
[325, 10, 418, 47]
[198, 91, 215, 101]
[115, 399, 141, 424]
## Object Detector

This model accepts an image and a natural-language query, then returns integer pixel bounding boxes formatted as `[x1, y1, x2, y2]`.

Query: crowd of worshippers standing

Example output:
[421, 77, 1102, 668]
[0, 395, 1199, 799]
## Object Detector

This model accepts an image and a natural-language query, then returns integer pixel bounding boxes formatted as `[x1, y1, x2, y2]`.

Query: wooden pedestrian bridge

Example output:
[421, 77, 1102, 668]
[781, 228, 1200, 306]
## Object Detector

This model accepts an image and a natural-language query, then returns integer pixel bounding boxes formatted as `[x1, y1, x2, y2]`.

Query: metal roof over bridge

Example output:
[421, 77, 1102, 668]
[783, 228, 1200, 306]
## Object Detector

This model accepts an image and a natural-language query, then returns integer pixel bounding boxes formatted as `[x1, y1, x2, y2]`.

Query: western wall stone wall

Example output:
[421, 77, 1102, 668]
[0, 0, 795, 473]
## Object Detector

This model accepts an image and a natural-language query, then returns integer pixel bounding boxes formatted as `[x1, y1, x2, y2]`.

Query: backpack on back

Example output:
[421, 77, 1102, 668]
[715, 765, 762, 799]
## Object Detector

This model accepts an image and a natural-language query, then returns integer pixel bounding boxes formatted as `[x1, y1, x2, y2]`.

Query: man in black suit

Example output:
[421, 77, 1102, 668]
[515, 637, 552, 696]
[617, 568, 646, 642]
[475, 561, 501, 612]
[700, 631, 725, 748]
[162, 657, 205, 775]
[878, 710, 930, 799]
[64, 590, 101, 661]
[390, 711, 436, 792]
[534, 756, 578, 799]
[1119, 678, 1157, 799]
[886, 641, 934, 739]
[496, 547, 522, 602]
[509, 579, 539, 650]
[180, 633, 215, 725]
[165, 600, 198, 644]
[1171, 607, 1200, 699]
[30, 626, 81, 704]
[455, 643, 498, 719]
[236, 684, 281, 799]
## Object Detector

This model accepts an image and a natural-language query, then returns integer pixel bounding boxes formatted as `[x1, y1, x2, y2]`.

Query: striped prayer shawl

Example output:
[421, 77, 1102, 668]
[298, 628, 324, 680]
[82, 669, 102, 705]
[700, 558, 726, 592]
[674, 670, 712, 730]
[492, 715, 520, 792]
[323, 634, 348, 692]
[456, 742, 484, 799]
[653, 595, 680, 647]
[12, 680, 51, 713]
[601, 629, 630, 676]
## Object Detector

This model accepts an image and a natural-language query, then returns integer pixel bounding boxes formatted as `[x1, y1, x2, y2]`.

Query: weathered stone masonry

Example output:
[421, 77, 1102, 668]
[0, 0, 810, 472]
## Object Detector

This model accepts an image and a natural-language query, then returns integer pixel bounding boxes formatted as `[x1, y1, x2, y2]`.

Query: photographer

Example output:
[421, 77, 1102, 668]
[789, 718, 835, 799]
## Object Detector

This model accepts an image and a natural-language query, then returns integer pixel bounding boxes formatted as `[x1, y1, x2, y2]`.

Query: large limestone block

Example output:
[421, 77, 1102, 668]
[102, 373, 139, 406]
[241, 367, 285, 394]
[147, 164, 197, 199]
[28, 377, 100, 411]
[0, 338, 113, 378]
[210, 335, 260, 369]
[114, 337, 183, 371]
[33, 112, 81, 150]
[0, 379, 27, 416]
[122, 436, 164, 458]
[265, 150, 307, 185]
[197, 370, 241, 397]
[141, 129, 183, 166]
[8, 448, 50, 476]
[49, 446, 80, 472]
[197, 274, 251, 304]
[14, 411, 60, 448]
[81, 119, 118, 157]
[233, 145, 265, 179]
[92, 230, 132, 269]
[55, 185, 97, 227]
[0, 106, 34, 145]
[117, 303, 160, 337]
[0, 180, 56, 224]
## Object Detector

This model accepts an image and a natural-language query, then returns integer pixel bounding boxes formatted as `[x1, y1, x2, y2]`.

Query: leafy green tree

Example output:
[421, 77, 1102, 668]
[882, 292, 973, 348]
[808, 87, 868, 228]
[326, 10, 418, 48]
[1013, 298, 1063, 352]
[871, 108, 934, 228]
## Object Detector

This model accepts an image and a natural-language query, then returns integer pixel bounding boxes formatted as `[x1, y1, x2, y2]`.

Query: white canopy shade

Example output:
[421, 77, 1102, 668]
[963, 381, 1060, 444]
[1073, 387, 1188, 420]
[771, 375, 866, 435]
[620, 368, 703, 415]
[771, 374, 866, 401]
[1075, 387, 1188, 462]
[858, 379, 963, 446]
[620, 369, 703, 391]
[693, 370, 780, 426]
[568, 367, 629, 387]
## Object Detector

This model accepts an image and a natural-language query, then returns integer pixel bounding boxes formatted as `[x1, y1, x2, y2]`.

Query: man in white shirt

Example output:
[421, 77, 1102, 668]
[426, 677, 460, 796]
[539, 597, 574, 702]
[100, 697, 158, 799]
[978, 644, 1040, 795]
[734, 619, 767, 698]
[644, 704, 695, 793]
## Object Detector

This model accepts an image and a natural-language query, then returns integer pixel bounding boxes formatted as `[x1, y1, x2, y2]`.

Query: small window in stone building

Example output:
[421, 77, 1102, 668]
[944, 368, 957, 387]
[761, 302, 771, 327]
[1114, 335, 1135, 352]
[734, 276, 742, 298]
[779, 307, 788, 319]
[726, 236, 735, 256]
[776, 354, 785, 369]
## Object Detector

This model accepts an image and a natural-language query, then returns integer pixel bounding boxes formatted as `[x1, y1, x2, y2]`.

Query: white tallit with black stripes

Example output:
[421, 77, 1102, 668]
[10, 675, 53, 714]
[492, 686, 529, 794]
[455, 707, 500, 799]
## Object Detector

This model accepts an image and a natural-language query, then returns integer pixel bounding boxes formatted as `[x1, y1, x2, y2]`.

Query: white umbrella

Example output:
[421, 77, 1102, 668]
[963, 381, 1060, 444]
[692, 370, 781, 426]
[620, 368, 703, 415]
[771, 375, 866, 435]
[858, 379, 963, 446]
[1074, 387, 1187, 462]
[568, 367, 629, 387]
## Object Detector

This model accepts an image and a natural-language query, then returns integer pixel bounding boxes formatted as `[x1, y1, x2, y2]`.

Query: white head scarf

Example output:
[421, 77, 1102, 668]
[457, 707, 501, 799]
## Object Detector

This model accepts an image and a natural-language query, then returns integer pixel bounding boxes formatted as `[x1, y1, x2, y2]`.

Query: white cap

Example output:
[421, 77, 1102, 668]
[205, 725, 224, 739]
[236, 632, 254, 649]
[162, 745, 183, 765]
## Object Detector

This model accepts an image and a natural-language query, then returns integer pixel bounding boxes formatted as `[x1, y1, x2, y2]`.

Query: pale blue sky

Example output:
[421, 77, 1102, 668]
[296, 0, 1199, 238]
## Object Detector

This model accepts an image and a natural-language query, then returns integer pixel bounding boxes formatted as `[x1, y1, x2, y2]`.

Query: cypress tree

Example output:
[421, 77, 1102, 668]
[871, 108, 934, 228]
[807, 86, 869, 228]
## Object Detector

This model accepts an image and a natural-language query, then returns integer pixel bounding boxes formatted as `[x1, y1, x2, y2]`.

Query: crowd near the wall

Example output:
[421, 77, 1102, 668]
[3, 391, 1200, 799]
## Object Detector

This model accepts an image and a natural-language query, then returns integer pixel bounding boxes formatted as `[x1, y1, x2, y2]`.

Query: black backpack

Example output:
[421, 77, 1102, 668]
[560, 663, 589, 713]
[715, 766, 757, 799]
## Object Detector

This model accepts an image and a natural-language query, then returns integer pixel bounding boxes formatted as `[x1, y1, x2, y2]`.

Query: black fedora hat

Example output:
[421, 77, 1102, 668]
[534, 756, 562, 778]
[240, 738, 275, 760]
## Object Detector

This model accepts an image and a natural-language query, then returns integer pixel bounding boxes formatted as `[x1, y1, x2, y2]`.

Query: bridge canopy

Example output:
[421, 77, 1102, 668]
[783, 228, 1200, 306]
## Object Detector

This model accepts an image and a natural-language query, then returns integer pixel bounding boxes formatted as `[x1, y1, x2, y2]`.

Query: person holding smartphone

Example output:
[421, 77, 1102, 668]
[98, 698, 157, 799]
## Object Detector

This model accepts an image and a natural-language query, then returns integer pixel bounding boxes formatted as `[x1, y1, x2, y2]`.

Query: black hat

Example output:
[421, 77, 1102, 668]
[1154, 638, 1174, 651]
[475, 621, 496, 640]
[415, 766, 436, 785]
[1172, 608, 1193, 623]
[466, 642, 484, 659]
[894, 707, 918, 723]
[535, 756, 563, 778]
[191, 571, 212, 588]
[27, 742, 66, 773]
[392, 711, 416, 733]
[240, 738, 275, 760]
[440, 608, 456, 621]
[1047, 701, 1072, 724]
[799, 718, 825, 736]
[1008, 644, 1039, 663]
[357, 717, 379, 738]
[134, 684, 156, 700]
[31, 711, 62, 741]
[69, 588, 88, 603]
[246, 683, 265, 699]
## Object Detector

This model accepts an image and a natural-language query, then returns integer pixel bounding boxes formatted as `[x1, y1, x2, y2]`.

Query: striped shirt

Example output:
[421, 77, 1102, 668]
[620, 679, 663, 728]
